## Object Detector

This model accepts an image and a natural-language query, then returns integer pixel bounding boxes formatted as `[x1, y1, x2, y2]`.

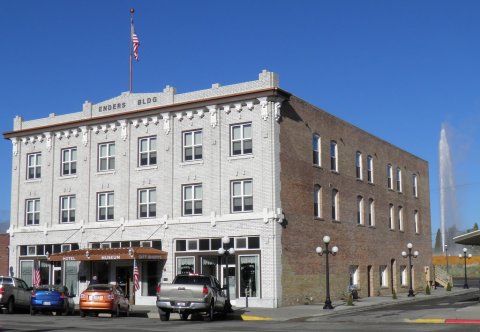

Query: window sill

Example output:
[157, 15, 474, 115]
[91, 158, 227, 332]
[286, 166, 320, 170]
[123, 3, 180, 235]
[97, 170, 116, 175]
[228, 154, 254, 161]
[180, 160, 204, 167]
[389, 228, 396, 232]
[59, 175, 78, 180]
[136, 165, 158, 171]
[332, 219, 341, 223]
[25, 179, 41, 184]
[312, 164, 323, 169]
[368, 225, 376, 229]
[314, 217, 324, 221]
[231, 210, 254, 214]
[367, 181, 375, 186]
[356, 178, 363, 182]
[330, 170, 340, 175]
[357, 223, 365, 227]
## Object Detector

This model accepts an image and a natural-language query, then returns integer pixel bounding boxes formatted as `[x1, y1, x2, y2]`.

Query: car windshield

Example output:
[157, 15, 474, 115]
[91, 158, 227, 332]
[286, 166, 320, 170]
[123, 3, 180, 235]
[86, 285, 113, 291]
[36, 285, 65, 292]
[174, 275, 211, 285]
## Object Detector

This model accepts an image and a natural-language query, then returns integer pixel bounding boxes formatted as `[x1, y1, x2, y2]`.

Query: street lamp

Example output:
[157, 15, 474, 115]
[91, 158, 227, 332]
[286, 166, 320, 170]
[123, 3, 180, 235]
[316, 235, 338, 310]
[458, 248, 472, 289]
[401, 243, 419, 297]
[218, 236, 235, 312]
[444, 244, 449, 274]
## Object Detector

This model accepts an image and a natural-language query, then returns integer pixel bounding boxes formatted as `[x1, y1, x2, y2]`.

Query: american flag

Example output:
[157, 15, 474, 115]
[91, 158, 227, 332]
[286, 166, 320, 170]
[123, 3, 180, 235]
[133, 260, 140, 292]
[131, 21, 140, 61]
[33, 261, 41, 287]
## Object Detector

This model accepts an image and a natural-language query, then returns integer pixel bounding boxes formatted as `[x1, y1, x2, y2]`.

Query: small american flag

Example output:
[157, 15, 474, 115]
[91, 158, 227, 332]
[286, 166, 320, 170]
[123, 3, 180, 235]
[131, 21, 140, 61]
[33, 261, 41, 287]
[133, 260, 140, 292]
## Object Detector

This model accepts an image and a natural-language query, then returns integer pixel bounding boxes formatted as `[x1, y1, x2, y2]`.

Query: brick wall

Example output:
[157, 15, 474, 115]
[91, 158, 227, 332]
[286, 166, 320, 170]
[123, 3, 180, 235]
[0, 234, 9, 276]
[279, 96, 432, 306]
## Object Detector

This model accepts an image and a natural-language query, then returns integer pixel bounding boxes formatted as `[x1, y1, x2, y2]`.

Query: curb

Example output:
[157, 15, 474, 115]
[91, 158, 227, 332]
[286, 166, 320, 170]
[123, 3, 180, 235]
[407, 319, 480, 325]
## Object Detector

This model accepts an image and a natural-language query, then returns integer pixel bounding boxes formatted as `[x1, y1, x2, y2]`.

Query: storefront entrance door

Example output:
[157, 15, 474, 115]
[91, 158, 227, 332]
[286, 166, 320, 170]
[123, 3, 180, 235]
[116, 266, 132, 299]
[220, 265, 236, 300]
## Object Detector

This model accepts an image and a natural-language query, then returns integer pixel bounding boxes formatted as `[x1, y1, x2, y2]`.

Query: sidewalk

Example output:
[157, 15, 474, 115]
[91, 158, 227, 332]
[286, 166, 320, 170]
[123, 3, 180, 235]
[130, 287, 479, 321]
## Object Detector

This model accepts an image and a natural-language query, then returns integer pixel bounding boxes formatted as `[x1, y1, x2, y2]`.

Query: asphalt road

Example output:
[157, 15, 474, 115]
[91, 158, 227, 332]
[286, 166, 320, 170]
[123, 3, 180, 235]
[1, 293, 479, 332]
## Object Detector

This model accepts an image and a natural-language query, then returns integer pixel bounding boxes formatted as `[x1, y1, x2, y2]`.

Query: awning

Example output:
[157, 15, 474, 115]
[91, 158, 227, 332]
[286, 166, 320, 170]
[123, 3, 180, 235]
[47, 247, 168, 262]
[453, 230, 480, 246]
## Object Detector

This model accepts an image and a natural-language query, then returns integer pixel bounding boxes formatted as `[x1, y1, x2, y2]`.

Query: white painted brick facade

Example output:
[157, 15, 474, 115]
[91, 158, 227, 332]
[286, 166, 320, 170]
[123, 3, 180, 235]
[6, 71, 284, 307]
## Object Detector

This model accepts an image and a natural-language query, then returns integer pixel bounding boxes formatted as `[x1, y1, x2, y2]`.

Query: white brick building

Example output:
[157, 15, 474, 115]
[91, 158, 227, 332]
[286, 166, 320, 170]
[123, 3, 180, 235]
[4, 70, 285, 307]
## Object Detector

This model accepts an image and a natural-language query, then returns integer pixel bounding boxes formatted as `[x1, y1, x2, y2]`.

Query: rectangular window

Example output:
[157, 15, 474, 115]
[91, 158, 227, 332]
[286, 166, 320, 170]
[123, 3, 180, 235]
[139, 137, 157, 167]
[138, 188, 156, 218]
[330, 141, 338, 172]
[98, 142, 115, 171]
[380, 265, 388, 287]
[60, 195, 76, 223]
[97, 192, 114, 221]
[183, 130, 203, 161]
[183, 184, 203, 216]
[61, 148, 77, 176]
[27, 153, 42, 179]
[231, 179, 253, 212]
[239, 255, 259, 298]
[176, 256, 195, 275]
[26, 198, 40, 225]
[231, 123, 252, 156]
[367, 155, 374, 183]
[201, 256, 217, 277]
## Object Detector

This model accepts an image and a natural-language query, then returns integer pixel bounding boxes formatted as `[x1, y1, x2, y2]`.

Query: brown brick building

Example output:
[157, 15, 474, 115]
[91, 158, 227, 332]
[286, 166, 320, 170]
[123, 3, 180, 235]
[279, 95, 431, 305]
[0, 234, 10, 276]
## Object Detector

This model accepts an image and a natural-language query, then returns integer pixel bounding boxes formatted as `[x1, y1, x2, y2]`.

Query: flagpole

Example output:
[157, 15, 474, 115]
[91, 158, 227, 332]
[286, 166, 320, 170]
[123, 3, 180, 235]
[129, 8, 134, 93]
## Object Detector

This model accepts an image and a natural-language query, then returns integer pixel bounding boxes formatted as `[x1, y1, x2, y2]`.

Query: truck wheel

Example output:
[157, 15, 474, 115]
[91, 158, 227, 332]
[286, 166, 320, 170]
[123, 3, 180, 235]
[30, 305, 36, 316]
[159, 309, 170, 321]
[206, 302, 214, 321]
[6, 297, 14, 314]
[80, 310, 86, 317]
[181, 312, 189, 320]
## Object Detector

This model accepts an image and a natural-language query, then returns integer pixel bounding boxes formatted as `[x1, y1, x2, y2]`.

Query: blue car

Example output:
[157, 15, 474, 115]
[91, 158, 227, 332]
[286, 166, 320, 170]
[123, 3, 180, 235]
[30, 285, 75, 316]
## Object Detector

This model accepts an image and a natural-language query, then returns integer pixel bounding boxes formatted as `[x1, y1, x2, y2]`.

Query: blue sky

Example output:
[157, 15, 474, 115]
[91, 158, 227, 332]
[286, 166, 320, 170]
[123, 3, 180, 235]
[1, 0, 480, 242]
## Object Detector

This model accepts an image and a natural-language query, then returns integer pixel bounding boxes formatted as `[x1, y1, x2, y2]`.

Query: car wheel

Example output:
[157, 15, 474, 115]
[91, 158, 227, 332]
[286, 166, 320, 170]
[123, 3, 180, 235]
[125, 305, 130, 317]
[181, 312, 189, 320]
[30, 305, 36, 316]
[159, 309, 170, 321]
[80, 310, 86, 317]
[6, 297, 14, 314]
[206, 301, 214, 321]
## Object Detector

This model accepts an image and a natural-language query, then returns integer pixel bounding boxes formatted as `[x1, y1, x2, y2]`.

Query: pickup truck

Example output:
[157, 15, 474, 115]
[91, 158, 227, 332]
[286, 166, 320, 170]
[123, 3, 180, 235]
[0, 276, 33, 313]
[156, 274, 227, 321]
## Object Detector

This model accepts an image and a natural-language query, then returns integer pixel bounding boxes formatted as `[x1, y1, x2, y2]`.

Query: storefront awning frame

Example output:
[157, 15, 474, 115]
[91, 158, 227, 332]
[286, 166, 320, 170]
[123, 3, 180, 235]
[47, 247, 168, 262]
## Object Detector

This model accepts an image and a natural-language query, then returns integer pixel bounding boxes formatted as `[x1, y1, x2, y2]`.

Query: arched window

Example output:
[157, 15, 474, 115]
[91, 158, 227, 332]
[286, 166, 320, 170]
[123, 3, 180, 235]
[398, 206, 404, 231]
[332, 189, 339, 220]
[396, 167, 402, 192]
[368, 198, 375, 226]
[330, 141, 338, 172]
[387, 164, 393, 189]
[312, 134, 321, 166]
[314, 184, 322, 218]
[357, 196, 364, 225]
[355, 152, 363, 180]
[367, 155, 374, 183]
[389, 204, 394, 229]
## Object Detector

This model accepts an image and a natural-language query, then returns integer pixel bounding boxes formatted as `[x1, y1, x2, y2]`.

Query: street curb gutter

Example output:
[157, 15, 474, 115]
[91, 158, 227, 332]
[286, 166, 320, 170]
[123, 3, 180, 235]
[407, 319, 480, 325]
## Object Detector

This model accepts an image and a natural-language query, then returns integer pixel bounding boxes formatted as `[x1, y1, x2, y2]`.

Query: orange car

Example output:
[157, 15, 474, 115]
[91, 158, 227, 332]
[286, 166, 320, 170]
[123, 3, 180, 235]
[79, 284, 130, 317]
